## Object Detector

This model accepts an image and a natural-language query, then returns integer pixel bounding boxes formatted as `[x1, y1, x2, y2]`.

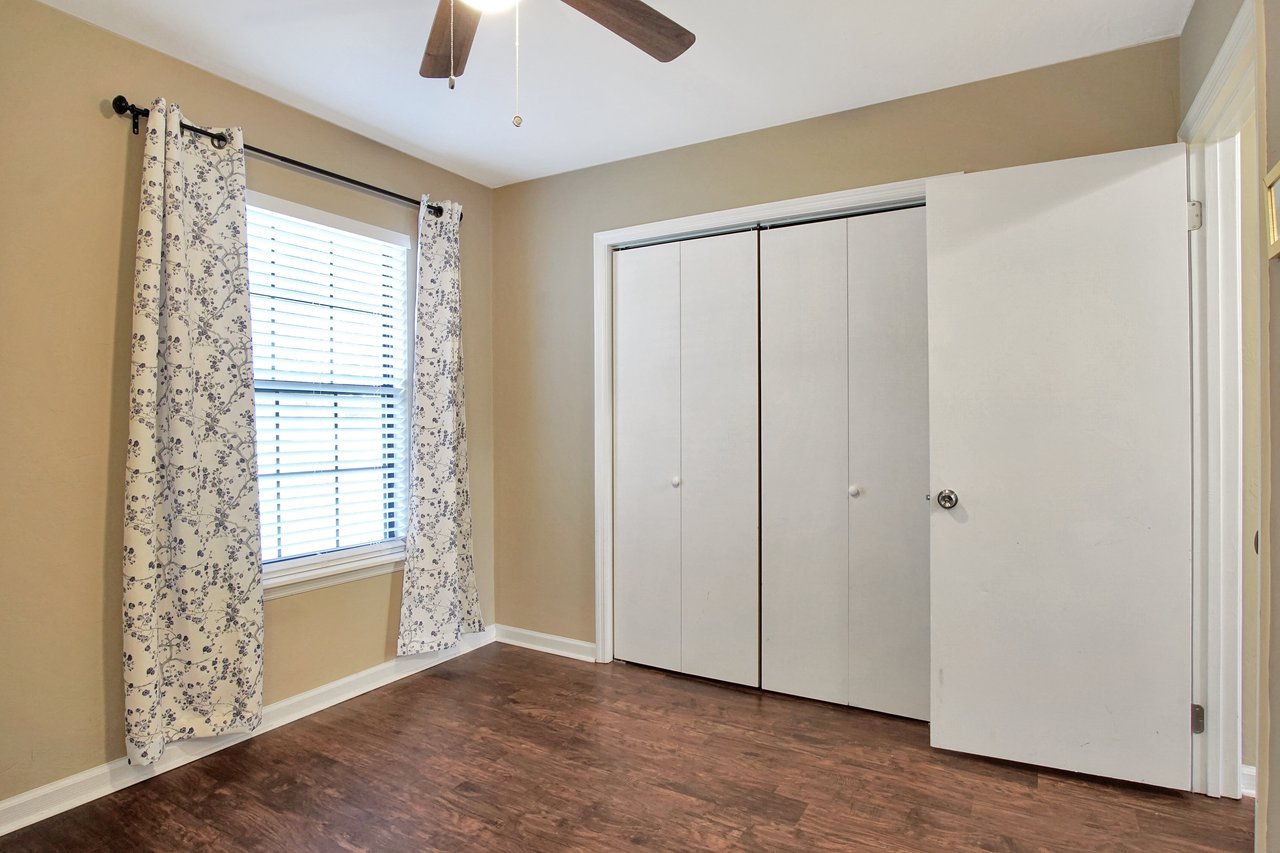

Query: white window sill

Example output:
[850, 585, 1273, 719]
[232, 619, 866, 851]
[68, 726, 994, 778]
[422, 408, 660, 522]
[262, 540, 406, 601]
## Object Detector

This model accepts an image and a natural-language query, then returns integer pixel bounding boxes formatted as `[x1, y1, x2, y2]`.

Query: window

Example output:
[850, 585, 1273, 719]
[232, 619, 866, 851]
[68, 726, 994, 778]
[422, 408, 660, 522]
[246, 198, 411, 570]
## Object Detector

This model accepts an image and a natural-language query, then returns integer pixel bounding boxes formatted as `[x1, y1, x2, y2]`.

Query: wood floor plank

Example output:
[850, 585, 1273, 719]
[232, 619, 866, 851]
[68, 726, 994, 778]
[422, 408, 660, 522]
[0, 644, 1252, 852]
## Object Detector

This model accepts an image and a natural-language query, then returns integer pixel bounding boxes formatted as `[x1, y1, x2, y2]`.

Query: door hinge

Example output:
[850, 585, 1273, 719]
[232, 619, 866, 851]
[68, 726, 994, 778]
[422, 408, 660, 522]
[1188, 201, 1204, 231]
[1192, 703, 1206, 734]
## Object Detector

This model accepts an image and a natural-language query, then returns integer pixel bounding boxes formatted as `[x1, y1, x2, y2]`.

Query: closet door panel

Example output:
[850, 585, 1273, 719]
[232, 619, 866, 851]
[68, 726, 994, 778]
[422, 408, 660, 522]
[680, 232, 759, 686]
[927, 145, 1192, 788]
[846, 208, 930, 721]
[761, 220, 850, 705]
[613, 243, 682, 671]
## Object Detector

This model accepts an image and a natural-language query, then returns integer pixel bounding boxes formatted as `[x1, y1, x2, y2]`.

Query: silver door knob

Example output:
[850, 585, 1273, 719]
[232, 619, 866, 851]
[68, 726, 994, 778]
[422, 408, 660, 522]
[936, 489, 959, 510]
[671, 476, 682, 488]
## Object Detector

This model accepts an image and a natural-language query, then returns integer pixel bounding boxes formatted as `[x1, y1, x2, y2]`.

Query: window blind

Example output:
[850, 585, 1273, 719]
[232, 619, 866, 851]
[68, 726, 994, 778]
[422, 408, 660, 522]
[246, 204, 410, 565]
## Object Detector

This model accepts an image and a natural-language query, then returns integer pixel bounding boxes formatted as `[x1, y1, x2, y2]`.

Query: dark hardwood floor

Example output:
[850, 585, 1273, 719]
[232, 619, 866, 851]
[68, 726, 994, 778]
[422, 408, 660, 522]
[2, 643, 1252, 851]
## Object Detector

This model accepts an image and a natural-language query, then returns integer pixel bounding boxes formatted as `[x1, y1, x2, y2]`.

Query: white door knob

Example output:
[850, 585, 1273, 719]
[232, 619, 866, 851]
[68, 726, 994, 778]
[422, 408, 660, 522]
[849, 484, 862, 497]
[672, 476, 682, 488]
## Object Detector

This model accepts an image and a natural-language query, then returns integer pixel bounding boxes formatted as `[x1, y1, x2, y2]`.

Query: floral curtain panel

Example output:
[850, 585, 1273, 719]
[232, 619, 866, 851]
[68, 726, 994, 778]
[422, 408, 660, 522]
[398, 199, 484, 655]
[122, 100, 264, 765]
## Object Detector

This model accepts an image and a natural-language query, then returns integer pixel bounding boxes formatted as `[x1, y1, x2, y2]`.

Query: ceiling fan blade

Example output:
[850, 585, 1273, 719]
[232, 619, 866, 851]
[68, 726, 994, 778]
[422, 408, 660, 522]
[557, 0, 695, 62]
[420, 0, 483, 78]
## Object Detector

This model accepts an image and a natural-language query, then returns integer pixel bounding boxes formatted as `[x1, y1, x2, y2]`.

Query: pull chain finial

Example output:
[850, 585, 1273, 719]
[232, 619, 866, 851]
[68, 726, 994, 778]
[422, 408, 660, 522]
[512, 0, 523, 126]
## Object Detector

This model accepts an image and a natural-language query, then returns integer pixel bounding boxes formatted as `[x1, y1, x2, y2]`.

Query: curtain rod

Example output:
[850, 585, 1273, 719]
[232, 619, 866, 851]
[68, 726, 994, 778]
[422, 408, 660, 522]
[111, 96, 447, 219]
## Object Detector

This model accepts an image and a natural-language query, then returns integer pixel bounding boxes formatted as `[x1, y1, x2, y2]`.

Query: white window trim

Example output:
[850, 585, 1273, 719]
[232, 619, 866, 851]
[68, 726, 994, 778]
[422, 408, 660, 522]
[247, 191, 415, 599]
[246, 191, 413, 249]
[262, 539, 406, 601]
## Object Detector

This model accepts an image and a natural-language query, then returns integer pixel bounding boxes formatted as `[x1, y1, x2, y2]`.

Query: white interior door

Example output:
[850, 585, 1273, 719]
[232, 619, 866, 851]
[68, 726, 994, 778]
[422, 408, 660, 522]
[847, 208, 930, 721]
[680, 232, 759, 686]
[926, 143, 1193, 789]
[761, 218, 850, 704]
[613, 243, 681, 671]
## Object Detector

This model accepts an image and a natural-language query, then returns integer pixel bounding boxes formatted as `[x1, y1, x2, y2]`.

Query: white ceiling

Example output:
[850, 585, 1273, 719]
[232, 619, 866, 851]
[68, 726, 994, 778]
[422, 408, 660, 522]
[42, 0, 1194, 187]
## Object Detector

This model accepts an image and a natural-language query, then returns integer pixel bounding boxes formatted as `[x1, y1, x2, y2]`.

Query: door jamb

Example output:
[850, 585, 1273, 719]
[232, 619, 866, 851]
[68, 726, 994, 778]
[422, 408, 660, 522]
[1180, 0, 1258, 800]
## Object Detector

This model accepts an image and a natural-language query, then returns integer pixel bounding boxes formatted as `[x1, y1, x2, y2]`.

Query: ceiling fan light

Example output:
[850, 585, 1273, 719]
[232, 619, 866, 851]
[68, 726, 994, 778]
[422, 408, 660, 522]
[459, 0, 521, 13]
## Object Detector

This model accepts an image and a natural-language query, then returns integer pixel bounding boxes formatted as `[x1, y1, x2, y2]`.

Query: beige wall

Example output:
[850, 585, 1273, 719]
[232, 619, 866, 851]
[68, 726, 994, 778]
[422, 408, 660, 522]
[1181, 0, 1248, 115]
[0, 0, 495, 800]
[492, 40, 1183, 643]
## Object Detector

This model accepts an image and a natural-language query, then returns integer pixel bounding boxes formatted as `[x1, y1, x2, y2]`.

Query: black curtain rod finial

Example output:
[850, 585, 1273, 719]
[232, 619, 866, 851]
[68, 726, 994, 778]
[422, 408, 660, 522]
[112, 94, 144, 134]
[108, 94, 448, 219]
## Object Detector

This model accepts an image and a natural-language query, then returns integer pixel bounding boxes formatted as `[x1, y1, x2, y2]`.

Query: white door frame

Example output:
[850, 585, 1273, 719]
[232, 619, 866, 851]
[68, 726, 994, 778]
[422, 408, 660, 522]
[1180, 0, 1258, 800]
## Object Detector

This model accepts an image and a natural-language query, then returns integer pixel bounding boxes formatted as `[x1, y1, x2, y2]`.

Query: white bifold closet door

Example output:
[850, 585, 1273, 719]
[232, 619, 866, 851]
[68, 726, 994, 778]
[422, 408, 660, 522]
[613, 241, 682, 673]
[760, 208, 930, 719]
[846, 208, 930, 719]
[679, 233, 760, 685]
[760, 218, 849, 705]
[613, 231, 759, 686]
[926, 143, 1192, 789]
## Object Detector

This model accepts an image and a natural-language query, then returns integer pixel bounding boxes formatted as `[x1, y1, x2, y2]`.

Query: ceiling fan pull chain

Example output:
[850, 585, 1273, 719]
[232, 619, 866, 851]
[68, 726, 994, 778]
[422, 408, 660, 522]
[448, 0, 456, 90]
[512, 0, 523, 127]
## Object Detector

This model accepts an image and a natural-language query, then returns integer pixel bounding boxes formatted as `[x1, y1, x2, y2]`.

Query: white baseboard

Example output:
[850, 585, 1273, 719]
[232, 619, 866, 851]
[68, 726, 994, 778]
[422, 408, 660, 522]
[0, 626, 496, 838]
[494, 624, 598, 663]
[1242, 764, 1257, 798]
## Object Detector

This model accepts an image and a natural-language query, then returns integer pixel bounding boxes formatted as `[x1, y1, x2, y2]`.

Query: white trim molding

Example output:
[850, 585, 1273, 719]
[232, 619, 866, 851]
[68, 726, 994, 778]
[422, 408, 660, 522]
[1188, 140, 1245, 799]
[1181, 0, 1257, 801]
[1242, 764, 1257, 798]
[494, 625, 598, 663]
[592, 178, 932, 664]
[0, 627, 496, 838]
[262, 541, 405, 601]
[246, 190, 413, 249]
[1179, 0, 1257, 143]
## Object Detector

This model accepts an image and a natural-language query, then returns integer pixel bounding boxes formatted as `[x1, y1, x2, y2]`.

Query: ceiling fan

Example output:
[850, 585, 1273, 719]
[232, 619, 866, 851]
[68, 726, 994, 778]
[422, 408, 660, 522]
[419, 0, 696, 80]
